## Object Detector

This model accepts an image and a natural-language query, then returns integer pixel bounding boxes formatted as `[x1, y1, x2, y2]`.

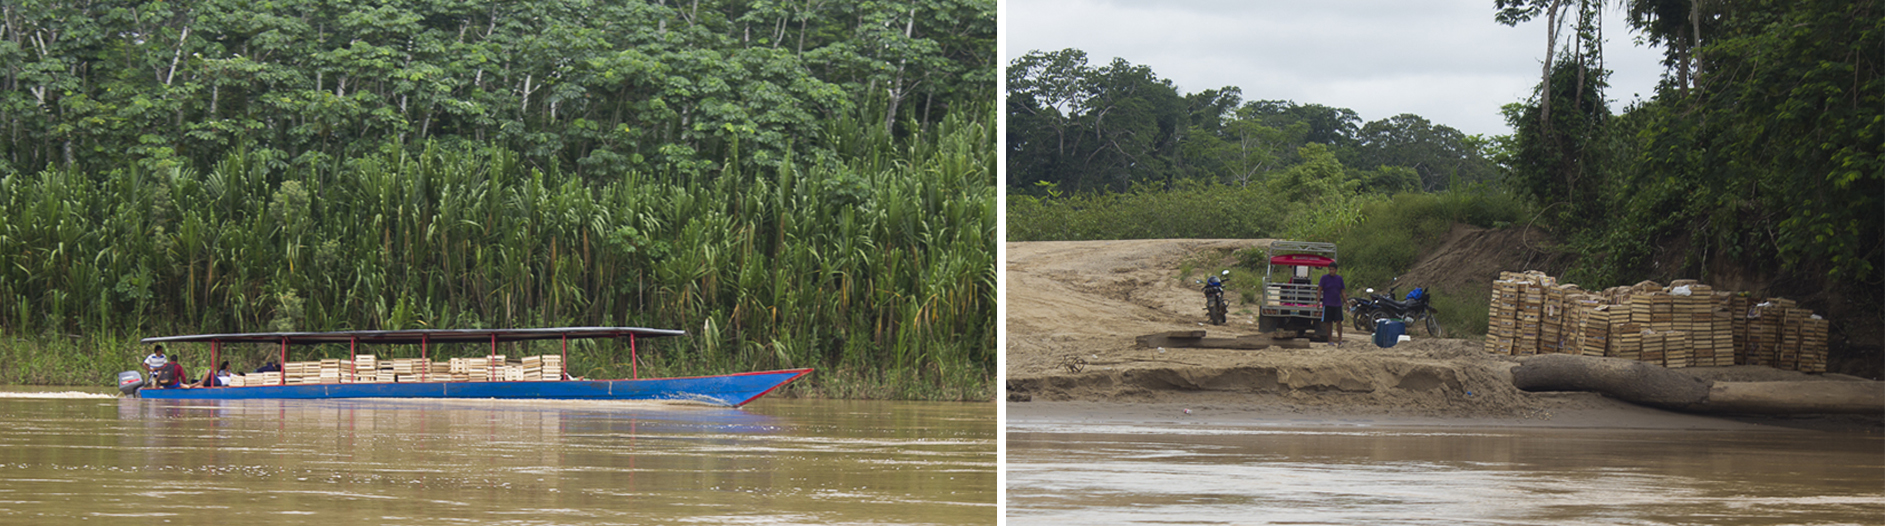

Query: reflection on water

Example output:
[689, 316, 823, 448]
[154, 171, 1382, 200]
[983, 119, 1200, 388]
[0, 396, 993, 525]
[1008, 422, 1884, 525]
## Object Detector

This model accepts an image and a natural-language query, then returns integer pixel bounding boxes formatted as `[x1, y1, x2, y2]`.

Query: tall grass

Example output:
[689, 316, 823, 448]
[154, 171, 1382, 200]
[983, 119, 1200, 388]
[0, 107, 995, 400]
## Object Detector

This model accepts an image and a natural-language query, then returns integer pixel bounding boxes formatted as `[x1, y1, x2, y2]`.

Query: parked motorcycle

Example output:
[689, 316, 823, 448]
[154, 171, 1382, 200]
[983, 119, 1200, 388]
[1201, 271, 1229, 325]
[1349, 278, 1442, 337]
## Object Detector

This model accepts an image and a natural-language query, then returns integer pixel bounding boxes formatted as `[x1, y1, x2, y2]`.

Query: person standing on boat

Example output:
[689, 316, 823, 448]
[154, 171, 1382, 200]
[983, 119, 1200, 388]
[143, 345, 169, 377]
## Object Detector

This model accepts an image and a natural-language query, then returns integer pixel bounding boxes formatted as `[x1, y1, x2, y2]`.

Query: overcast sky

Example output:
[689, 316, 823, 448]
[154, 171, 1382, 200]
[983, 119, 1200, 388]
[1002, 0, 1669, 138]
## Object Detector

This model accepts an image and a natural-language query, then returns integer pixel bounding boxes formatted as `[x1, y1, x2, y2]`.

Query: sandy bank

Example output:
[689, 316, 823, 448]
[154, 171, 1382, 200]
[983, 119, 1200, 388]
[1005, 239, 1882, 429]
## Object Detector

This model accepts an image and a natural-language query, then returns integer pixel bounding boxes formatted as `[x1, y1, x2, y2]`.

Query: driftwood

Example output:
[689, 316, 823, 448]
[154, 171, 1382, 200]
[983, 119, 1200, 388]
[1512, 354, 1884, 415]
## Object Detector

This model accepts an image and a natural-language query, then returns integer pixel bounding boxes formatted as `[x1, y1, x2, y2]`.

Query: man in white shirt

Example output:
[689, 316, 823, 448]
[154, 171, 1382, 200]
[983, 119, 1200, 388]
[142, 345, 169, 376]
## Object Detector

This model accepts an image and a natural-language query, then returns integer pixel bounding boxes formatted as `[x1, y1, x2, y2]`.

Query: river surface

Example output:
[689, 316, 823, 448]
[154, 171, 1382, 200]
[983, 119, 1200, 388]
[1008, 416, 1884, 525]
[0, 391, 993, 525]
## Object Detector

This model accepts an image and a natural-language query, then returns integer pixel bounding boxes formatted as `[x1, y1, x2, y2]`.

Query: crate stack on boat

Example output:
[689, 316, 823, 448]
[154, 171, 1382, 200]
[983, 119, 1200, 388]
[425, 360, 453, 382]
[283, 361, 311, 384]
[316, 359, 340, 384]
[448, 356, 506, 381]
[522, 355, 564, 381]
[388, 358, 427, 383]
[448, 357, 476, 380]
[351, 355, 379, 383]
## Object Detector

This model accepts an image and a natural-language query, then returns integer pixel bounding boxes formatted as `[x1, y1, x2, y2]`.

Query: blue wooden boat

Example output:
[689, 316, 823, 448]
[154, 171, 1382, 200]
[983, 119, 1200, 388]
[129, 327, 811, 407]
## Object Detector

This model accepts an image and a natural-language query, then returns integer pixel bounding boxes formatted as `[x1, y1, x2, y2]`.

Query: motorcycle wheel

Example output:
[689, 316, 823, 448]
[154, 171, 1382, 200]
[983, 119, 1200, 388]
[1207, 298, 1227, 325]
[1423, 313, 1443, 337]
[1352, 308, 1375, 332]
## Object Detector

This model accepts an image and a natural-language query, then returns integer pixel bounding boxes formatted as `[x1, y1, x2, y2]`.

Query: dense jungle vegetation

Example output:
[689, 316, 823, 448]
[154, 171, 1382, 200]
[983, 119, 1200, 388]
[0, 0, 997, 400]
[1491, 0, 1880, 372]
[1008, 0, 1880, 374]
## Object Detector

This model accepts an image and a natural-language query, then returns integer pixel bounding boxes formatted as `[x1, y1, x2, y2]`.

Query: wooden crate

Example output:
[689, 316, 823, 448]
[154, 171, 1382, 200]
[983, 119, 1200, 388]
[1640, 330, 1665, 366]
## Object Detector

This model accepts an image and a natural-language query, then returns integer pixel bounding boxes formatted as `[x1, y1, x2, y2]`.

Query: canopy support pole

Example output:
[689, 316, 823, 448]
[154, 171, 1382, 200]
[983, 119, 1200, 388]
[560, 334, 569, 381]
[279, 337, 288, 386]
[421, 334, 429, 383]
[209, 340, 218, 388]
[489, 334, 497, 382]
[630, 334, 639, 380]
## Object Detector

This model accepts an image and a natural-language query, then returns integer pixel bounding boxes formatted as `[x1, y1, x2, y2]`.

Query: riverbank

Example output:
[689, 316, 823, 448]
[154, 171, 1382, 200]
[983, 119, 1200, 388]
[1005, 239, 1881, 425]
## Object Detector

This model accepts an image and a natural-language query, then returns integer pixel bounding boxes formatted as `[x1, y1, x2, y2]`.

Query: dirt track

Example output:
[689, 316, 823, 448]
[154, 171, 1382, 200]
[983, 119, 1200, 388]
[1004, 239, 1861, 420]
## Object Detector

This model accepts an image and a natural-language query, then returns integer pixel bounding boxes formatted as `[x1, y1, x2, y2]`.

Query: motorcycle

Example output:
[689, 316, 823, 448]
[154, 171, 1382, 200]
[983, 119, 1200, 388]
[1201, 271, 1229, 325]
[1349, 278, 1443, 337]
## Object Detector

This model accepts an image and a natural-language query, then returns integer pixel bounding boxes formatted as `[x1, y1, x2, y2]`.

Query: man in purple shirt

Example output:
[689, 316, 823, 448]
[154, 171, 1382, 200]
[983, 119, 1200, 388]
[1318, 262, 1347, 344]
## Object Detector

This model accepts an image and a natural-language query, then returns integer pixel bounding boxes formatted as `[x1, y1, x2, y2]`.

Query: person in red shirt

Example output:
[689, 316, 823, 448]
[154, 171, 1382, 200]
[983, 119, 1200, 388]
[153, 353, 189, 388]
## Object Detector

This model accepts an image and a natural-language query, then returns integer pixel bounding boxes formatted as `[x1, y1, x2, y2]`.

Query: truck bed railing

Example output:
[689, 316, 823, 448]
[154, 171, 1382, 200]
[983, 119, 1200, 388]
[1264, 283, 1323, 307]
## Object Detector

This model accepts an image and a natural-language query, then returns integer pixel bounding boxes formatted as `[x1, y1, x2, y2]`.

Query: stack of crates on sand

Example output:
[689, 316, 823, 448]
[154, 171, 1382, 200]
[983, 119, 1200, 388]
[1483, 271, 1830, 373]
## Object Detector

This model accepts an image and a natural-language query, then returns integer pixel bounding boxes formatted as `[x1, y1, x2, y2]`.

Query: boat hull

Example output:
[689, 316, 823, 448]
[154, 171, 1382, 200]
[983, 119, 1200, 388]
[135, 368, 811, 407]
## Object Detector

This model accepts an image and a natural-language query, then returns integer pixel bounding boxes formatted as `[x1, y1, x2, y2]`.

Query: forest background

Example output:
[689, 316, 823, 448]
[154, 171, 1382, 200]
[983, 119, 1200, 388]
[1007, 0, 1880, 377]
[0, 0, 997, 400]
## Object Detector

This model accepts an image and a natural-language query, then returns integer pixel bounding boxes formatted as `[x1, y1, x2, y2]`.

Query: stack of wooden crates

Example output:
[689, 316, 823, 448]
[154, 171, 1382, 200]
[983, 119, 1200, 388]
[230, 354, 571, 386]
[1482, 271, 1830, 373]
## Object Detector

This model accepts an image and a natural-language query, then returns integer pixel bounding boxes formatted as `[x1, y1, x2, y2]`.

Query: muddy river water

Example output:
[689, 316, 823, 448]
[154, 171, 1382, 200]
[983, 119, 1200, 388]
[0, 392, 993, 525]
[1009, 416, 1884, 525]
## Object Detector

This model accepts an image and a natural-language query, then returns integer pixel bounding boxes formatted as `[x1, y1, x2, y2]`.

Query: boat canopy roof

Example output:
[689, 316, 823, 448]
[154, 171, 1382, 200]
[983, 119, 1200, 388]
[141, 326, 686, 346]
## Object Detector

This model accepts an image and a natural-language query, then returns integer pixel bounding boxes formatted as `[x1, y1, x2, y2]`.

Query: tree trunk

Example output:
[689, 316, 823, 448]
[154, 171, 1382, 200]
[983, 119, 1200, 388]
[1512, 354, 1885, 415]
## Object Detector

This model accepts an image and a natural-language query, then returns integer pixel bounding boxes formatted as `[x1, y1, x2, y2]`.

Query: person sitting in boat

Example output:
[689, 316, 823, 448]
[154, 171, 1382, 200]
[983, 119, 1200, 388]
[152, 353, 188, 389]
[143, 345, 169, 377]
[189, 361, 231, 388]
[253, 361, 280, 373]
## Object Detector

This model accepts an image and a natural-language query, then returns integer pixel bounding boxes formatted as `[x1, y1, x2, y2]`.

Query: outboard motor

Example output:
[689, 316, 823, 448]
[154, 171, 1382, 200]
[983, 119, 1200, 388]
[117, 371, 145, 396]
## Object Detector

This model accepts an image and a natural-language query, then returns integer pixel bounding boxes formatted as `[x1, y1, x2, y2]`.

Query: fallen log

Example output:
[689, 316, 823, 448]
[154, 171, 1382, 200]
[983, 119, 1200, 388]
[1512, 354, 1884, 415]
[1702, 381, 1885, 415]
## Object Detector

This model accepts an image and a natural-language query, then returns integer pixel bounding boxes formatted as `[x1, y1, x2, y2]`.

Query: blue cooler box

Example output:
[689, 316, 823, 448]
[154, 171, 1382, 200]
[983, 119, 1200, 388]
[1373, 319, 1405, 348]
